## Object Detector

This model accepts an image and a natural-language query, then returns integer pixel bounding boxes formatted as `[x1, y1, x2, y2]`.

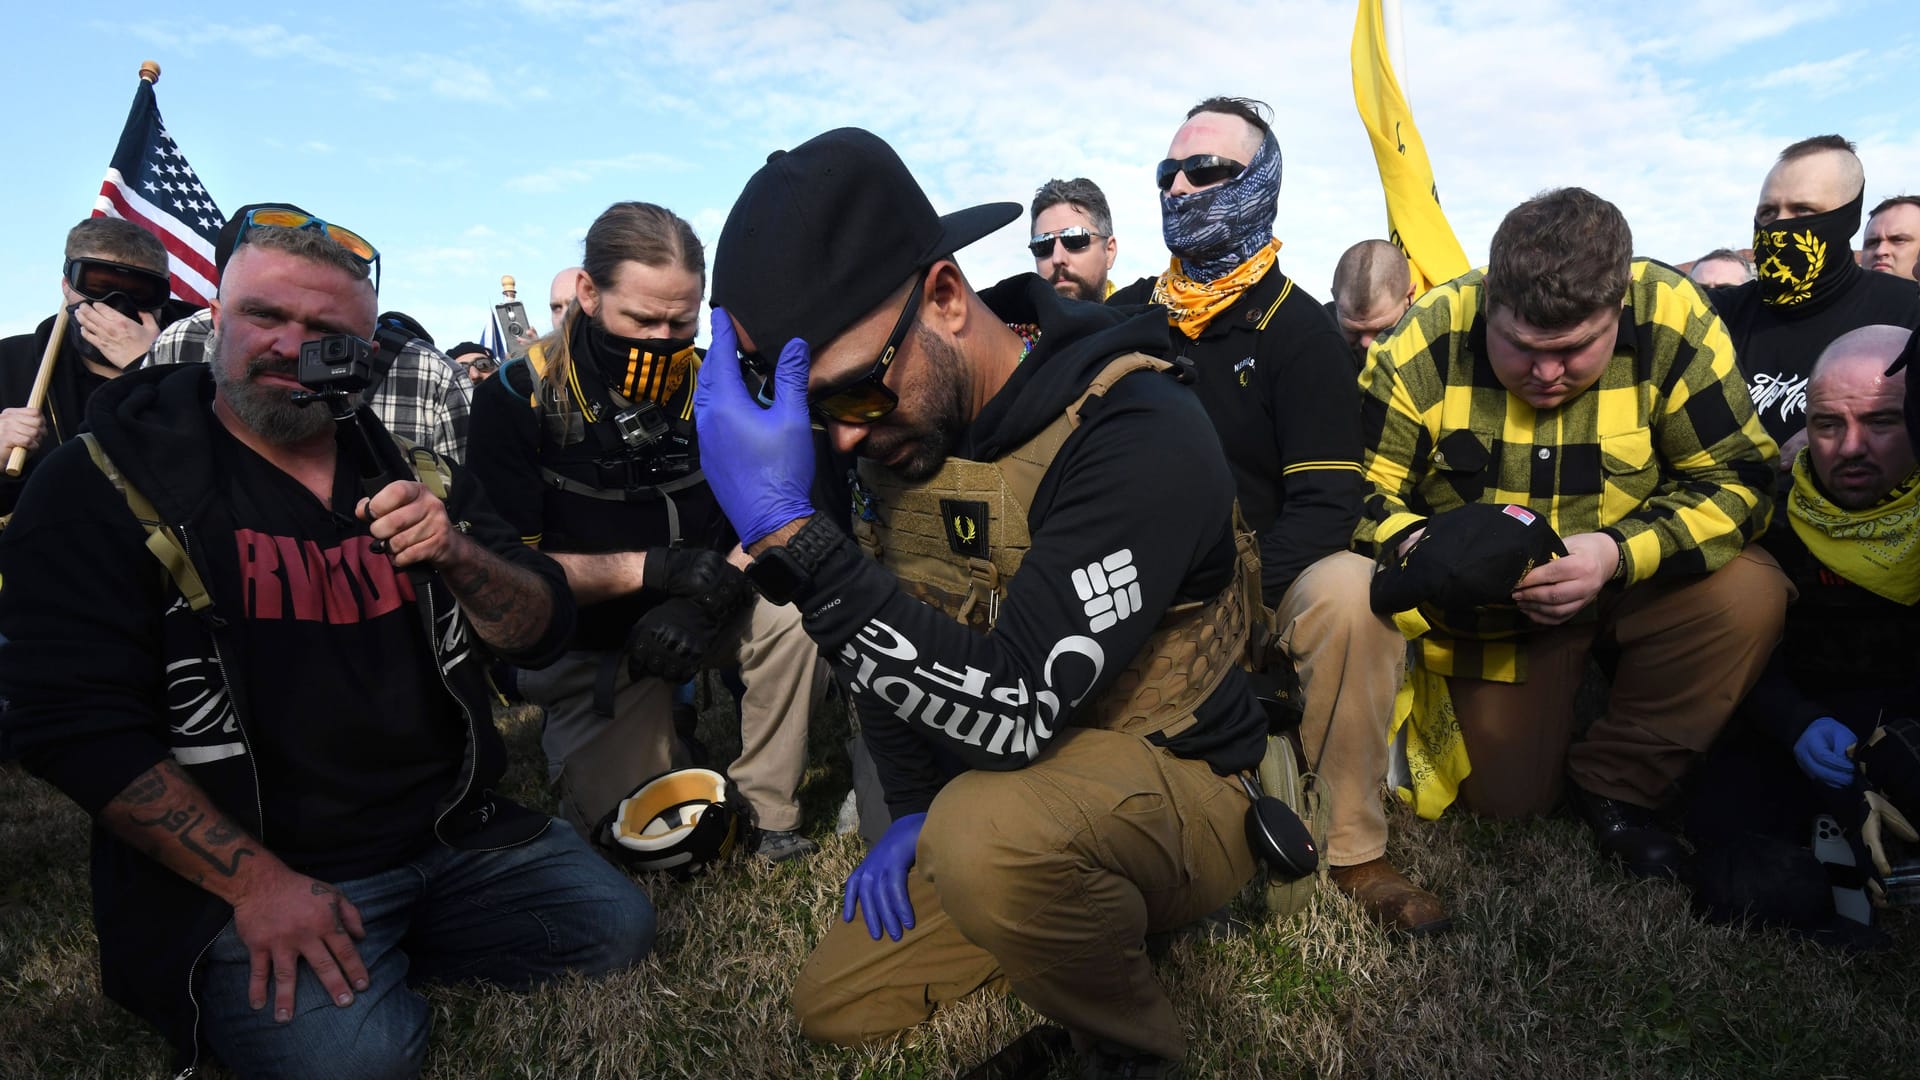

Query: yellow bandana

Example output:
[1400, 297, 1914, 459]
[1150, 238, 1281, 339]
[1787, 452, 1920, 604]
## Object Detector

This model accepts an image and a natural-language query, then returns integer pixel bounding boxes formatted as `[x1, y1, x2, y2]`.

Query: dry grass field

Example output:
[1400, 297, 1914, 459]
[3, 689, 1918, 1079]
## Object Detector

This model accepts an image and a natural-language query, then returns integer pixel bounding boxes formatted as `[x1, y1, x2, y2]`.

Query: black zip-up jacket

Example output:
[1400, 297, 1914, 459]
[796, 275, 1270, 817]
[1110, 269, 1363, 600]
[0, 301, 197, 515]
[0, 363, 574, 1070]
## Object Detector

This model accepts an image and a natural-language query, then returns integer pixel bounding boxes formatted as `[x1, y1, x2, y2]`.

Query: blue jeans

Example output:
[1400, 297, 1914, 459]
[201, 820, 653, 1079]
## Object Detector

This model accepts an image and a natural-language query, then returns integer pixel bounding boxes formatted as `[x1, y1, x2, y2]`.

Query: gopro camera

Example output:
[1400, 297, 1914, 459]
[297, 334, 376, 395]
[614, 402, 669, 451]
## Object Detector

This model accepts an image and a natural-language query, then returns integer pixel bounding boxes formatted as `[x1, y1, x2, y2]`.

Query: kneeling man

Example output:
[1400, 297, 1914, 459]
[697, 129, 1269, 1075]
[1354, 188, 1789, 877]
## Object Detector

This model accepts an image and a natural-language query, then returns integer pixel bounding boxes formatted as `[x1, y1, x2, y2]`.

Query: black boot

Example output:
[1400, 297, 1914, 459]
[1568, 783, 1687, 880]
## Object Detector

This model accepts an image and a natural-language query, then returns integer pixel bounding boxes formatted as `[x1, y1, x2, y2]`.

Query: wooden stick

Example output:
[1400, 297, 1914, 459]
[7, 307, 70, 477]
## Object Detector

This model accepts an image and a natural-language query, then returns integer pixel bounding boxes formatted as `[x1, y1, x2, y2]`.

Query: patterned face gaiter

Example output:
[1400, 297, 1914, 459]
[1753, 189, 1864, 310]
[581, 316, 695, 403]
[1159, 133, 1283, 283]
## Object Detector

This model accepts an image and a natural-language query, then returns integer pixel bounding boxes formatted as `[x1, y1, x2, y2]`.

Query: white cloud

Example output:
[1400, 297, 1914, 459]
[1749, 50, 1875, 99]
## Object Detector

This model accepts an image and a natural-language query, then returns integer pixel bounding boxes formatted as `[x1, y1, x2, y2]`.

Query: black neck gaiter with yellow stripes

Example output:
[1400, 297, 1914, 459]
[580, 316, 696, 403]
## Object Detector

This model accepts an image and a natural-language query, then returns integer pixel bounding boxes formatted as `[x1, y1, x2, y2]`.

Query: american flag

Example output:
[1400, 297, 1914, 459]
[91, 77, 224, 306]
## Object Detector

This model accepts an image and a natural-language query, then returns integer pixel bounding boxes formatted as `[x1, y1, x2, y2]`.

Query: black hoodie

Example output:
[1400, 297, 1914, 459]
[0, 362, 573, 1068]
[794, 275, 1268, 817]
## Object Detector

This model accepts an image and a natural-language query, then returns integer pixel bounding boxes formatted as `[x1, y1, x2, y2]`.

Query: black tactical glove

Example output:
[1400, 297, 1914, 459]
[625, 597, 724, 684]
[642, 547, 756, 625]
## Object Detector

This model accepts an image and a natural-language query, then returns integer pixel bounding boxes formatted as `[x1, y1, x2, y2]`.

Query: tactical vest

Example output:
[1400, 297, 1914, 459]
[513, 343, 706, 545]
[851, 353, 1263, 742]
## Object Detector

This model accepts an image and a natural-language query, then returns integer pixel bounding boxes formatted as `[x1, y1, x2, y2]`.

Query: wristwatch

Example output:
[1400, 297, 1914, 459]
[745, 516, 840, 605]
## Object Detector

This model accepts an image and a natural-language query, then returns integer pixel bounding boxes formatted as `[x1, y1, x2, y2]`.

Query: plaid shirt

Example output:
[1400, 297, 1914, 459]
[146, 310, 471, 462]
[1355, 259, 1777, 682]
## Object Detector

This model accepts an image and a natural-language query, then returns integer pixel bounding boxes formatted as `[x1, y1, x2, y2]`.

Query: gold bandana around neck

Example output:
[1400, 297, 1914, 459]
[1787, 452, 1920, 604]
[1150, 238, 1281, 339]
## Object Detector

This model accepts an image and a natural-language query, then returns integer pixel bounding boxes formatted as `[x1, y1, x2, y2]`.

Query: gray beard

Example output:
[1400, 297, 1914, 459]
[208, 329, 334, 444]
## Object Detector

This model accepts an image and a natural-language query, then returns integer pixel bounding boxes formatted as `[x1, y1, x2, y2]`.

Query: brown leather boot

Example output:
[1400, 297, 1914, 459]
[1328, 857, 1452, 937]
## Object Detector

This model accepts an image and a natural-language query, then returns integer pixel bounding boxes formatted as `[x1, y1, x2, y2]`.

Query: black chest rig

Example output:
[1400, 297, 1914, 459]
[516, 343, 706, 544]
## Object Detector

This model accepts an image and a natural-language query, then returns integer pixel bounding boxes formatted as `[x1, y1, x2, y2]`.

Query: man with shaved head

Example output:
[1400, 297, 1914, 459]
[1330, 239, 1417, 364]
[1708, 135, 1920, 463]
[548, 266, 583, 331]
[1687, 325, 1920, 936]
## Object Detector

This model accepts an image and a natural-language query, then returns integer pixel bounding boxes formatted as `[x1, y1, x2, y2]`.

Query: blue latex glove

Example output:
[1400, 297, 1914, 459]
[842, 812, 926, 941]
[692, 308, 817, 547]
[1794, 717, 1858, 788]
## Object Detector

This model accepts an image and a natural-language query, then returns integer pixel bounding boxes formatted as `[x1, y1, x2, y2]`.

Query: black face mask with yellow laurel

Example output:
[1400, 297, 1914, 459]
[581, 315, 697, 404]
[1752, 191, 1863, 310]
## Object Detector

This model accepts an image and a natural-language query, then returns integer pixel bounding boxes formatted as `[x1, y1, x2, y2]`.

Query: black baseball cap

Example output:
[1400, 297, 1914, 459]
[446, 341, 492, 361]
[710, 127, 1021, 353]
[1370, 502, 1569, 617]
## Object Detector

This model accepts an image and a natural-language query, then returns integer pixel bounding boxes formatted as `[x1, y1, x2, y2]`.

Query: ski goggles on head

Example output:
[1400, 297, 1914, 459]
[64, 257, 171, 313]
[231, 207, 382, 292]
[1028, 227, 1104, 259]
[1155, 153, 1246, 192]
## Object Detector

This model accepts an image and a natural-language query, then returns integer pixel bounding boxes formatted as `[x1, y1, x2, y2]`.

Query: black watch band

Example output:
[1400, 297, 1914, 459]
[745, 516, 840, 604]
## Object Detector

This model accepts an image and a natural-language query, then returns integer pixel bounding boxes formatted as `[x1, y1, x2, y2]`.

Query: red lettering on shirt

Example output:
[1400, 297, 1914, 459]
[235, 528, 412, 625]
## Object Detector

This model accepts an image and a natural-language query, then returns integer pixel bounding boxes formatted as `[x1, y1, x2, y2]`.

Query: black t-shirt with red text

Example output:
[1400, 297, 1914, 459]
[208, 424, 464, 880]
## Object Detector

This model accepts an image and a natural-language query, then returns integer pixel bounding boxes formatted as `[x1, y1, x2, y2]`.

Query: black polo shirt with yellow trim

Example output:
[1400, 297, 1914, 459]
[1354, 259, 1777, 683]
[1111, 267, 1363, 600]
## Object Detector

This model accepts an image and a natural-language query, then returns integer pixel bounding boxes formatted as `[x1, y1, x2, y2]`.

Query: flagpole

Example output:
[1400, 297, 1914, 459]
[1382, 0, 1408, 101]
[139, 60, 160, 84]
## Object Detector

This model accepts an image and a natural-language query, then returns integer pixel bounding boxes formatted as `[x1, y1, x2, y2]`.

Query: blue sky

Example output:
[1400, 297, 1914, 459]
[4, 1, 1914, 345]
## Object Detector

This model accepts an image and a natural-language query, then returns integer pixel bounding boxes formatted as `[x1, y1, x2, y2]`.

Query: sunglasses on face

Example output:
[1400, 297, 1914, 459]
[1155, 154, 1247, 193]
[232, 207, 382, 293]
[744, 273, 926, 428]
[1028, 227, 1105, 259]
[65, 257, 171, 313]
[458, 354, 498, 376]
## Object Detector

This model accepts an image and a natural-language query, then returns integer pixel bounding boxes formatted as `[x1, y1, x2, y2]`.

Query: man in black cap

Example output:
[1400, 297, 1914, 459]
[696, 127, 1269, 1075]
[1109, 97, 1438, 936]
[146, 202, 473, 461]
[445, 341, 499, 384]
[1709, 135, 1920, 464]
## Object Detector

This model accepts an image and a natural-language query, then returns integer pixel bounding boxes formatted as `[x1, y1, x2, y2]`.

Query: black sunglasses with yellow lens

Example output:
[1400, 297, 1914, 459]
[232, 207, 382, 292]
[1155, 153, 1247, 192]
[746, 273, 926, 427]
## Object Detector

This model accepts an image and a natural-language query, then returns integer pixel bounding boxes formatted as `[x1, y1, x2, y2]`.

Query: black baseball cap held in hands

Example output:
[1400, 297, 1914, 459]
[1370, 502, 1570, 617]
[710, 127, 1021, 353]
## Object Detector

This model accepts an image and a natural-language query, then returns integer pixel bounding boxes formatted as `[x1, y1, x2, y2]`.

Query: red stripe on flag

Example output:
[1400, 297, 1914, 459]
[96, 180, 219, 283]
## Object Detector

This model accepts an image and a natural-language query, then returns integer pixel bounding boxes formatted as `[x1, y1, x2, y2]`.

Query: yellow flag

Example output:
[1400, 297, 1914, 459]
[1351, 0, 1470, 293]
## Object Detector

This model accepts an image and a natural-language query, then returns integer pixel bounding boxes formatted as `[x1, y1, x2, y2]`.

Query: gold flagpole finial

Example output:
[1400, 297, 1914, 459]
[138, 61, 161, 84]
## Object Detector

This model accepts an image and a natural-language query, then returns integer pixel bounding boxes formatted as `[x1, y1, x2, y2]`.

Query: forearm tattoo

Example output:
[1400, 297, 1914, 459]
[105, 759, 259, 885]
[443, 541, 552, 652]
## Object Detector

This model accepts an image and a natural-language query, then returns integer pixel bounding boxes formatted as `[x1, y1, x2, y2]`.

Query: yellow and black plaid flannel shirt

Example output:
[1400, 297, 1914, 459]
[1354, 259, 1778, 683]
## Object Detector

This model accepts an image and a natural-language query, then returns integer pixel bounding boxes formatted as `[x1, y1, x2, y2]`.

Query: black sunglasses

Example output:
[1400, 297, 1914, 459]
[806, 273, 926, 426]
[65, 257, 171, 314]
[1029, 227, 1105, 259]
[1156, 154, 1247, 193]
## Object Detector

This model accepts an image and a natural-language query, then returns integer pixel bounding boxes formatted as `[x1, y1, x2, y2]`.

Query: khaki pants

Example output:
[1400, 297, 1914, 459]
[1447, 545, 1790, 818]
[1274, 552, 1408, 867]
[791, 727, 1256, 1063]
[520, 596, 827, 834]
